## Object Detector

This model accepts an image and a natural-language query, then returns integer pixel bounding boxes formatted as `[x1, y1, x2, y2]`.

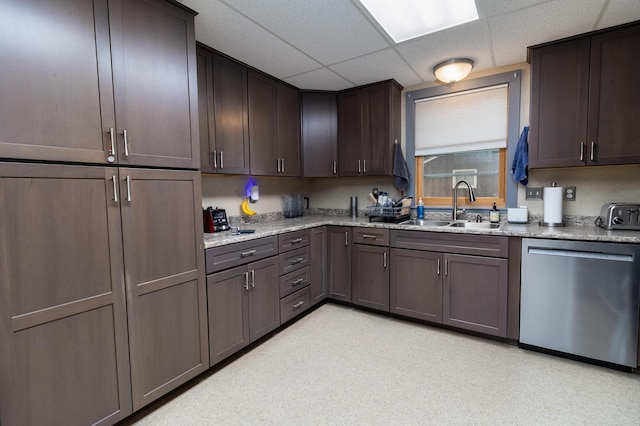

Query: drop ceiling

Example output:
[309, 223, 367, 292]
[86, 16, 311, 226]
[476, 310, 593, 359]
[177, 0, 640, 91]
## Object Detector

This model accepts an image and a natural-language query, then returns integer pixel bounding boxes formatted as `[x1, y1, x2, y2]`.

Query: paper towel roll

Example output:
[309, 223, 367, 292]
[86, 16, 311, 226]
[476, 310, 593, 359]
[543, 186, 563, 224]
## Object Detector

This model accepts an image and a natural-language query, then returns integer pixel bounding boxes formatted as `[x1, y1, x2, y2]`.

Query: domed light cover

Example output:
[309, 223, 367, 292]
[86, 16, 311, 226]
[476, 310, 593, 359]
[433, 58, 474, 84]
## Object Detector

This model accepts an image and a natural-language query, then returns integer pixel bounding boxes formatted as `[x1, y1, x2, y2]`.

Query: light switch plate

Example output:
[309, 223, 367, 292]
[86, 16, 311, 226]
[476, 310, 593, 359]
[526, 187, 543, 199]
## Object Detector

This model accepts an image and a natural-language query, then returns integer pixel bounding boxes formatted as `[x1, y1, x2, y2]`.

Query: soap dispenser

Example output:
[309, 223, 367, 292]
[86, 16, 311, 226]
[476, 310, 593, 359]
[490, 202, 500, 223]
[417, 198, 424, 219]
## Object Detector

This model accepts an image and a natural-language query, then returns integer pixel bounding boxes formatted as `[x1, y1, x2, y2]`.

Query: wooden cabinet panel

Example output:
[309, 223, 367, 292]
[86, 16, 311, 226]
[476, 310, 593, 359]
[278, 84, 301, 177]
[248, 257, 281, 342]
[197, 47, 216, 173]
[0, 0, 115, 164]
[248, 70, 279, 175]
[280, 266, 311, 298]
[280, 287, 312, 324]
[352, 244, 389, 312]
[278, 229, 310, 252]
[443, 254, 508, 337]
[327, 227, 352, 302]
[302, 92, 338, 177]
[120, 168, 208, 410]
[352, 227, 389, 246]
[310, 227, 328, 305]
[0, 163, 131, 425]
[205, 236, 278, 274]
[390, 248, 442, 323]
[207, 266, 250, 366]
[390, 230, 508, 258]
[279, 245, 311, 276]
[337, 89, 364, 176]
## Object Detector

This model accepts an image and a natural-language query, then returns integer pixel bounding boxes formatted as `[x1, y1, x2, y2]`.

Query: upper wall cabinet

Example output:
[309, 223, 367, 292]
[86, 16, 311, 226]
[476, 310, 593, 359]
[302, 92, 338, 177]
[529, 23, 640, 168]
[197, 47, 250, 174]
[0, 0, 199, 169]
[248, 70, 301, 177]
[338, 80, 402, 177]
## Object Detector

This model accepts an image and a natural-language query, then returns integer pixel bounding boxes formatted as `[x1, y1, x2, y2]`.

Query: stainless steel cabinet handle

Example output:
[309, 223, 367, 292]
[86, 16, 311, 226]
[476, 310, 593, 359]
[121, 129, 129, 157]
[220, 151, 224, 169]
[292, 278, 305, 286]
[277, 158, 281, 173]
[363, 159, 366, 173]
[358, 159, 361, 173]
[241, 249, 256, 257]
[292, 301, 304, 309]
[383, 252, 387, 268]
[291, 257, 304, 265]
[108, 128, 116, 162]
[362, 234, 377, 239]
[345, 231, 349, 246]
[291, 237, 304, 244]
[444, 258, 449, 276]
[244, 271, 249, 290]
[590, 141, 596, 161]
[112, 175, 118, 202]
[125, 176, 131, 202]
[333, 160, 337, 174]
[437, 258, 441, 275]
[213, 150, 217, 168]
[580, 142, 585, 161]
[281, 158, 285, 173]
[251, 269, 255, 288]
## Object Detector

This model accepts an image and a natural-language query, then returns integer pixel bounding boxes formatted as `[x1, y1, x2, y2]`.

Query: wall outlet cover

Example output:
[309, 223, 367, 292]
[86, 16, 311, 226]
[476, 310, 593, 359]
[526, 187, 543, 199]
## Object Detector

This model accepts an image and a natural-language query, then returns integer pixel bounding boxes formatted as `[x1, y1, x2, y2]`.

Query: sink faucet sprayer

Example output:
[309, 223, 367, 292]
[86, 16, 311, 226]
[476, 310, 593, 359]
[453, 180, 476, 220]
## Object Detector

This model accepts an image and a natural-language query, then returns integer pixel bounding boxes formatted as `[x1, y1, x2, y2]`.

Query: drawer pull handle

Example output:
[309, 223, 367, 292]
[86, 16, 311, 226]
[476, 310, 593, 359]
[244, 271, 249, 290]
[291, 257, 304, 265]
[590, 141, 596, 161]
[292, 301, 304, 309]
[112, 175, 118, 203]
[580, 142, 585, 161]
[291, 238, 304, 244]
[241, 249, 256, 257]
[292, 278, 305, 286]
[362, 234, 377, 239]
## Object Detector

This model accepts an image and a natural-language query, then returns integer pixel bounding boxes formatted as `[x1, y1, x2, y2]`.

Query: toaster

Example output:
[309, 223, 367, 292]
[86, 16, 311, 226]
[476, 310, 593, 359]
[203, 207, 229, 232]
[596, 203, 640, 230]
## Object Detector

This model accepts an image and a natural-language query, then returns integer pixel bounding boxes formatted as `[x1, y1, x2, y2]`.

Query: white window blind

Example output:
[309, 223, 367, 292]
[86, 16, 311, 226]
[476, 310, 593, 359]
[414, 84, 508, 156]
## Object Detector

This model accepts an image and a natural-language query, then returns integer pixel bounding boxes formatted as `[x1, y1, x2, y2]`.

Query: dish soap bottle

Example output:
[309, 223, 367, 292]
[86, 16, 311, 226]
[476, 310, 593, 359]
[417, 197, 424, 219]
[490, 202, 500, 223]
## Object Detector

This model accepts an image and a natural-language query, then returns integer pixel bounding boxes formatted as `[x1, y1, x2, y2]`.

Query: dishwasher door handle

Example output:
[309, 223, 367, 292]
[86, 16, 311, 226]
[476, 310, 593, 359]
[528, 247, 633, 262]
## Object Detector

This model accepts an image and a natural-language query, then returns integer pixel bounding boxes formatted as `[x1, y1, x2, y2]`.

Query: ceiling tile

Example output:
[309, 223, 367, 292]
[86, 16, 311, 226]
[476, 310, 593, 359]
[284, 68, 354, 91]
[219, 0, 391, 65]
[489, 0, 606, 66]
[598, 0, 640, 28]
[183, 0, 320, 78]
[476, 0, 551, 18]
[396, 20, 494, 82]
[330, 49, 422, 88]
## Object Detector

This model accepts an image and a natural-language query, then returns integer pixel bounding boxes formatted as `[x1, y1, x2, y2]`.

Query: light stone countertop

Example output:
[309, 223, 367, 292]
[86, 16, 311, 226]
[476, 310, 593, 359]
[203, 214, 640, 249]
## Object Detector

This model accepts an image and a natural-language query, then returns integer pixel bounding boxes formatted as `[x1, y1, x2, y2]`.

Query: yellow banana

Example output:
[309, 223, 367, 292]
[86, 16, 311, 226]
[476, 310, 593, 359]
[241, 198, 256, 216]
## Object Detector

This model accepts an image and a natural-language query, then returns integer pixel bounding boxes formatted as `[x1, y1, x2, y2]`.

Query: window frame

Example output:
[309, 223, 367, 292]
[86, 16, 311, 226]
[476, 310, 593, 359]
[405, 71, 522, 211]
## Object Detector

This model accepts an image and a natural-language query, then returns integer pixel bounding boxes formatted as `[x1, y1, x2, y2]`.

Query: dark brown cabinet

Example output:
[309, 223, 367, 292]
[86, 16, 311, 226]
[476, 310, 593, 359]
[248, 70, 301, 176]
[529, 23, 640, 168]
[352, 244, 390, 312]
[338, 80, 402, 176]
[207, 256, 280, 366]
[302, 92, 339, 177]
[197, 47, 250, 174]
[0, 0, 199, 169]
[327, 227, 352, 302]
[310, 227, 328, 305]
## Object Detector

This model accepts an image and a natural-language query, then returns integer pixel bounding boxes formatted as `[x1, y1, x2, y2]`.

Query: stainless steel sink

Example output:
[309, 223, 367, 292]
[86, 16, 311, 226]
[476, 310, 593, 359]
[448, 222, 500, 229]
[400, 219, 452, 227]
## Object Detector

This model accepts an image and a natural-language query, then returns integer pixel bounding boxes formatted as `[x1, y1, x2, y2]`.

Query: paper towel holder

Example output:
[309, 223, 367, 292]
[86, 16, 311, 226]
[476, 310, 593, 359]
[539, 182, 566, 227]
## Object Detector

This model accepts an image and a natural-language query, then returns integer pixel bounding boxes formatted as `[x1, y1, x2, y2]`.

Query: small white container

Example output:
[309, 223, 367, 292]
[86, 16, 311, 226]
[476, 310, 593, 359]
[507, 207, 528, 223]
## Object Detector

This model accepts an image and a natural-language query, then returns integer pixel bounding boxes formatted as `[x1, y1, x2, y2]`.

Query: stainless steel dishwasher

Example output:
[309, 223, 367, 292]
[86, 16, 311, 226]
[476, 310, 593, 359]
[520, 238, 640, 368]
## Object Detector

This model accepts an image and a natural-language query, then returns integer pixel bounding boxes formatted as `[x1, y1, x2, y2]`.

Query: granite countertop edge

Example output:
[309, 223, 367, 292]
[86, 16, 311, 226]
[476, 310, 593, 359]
[203, 215, 640, 249]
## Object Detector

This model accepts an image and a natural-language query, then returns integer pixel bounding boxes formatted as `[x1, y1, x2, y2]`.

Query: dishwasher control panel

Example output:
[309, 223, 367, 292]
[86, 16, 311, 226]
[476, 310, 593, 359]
[597, 203, 640, 230]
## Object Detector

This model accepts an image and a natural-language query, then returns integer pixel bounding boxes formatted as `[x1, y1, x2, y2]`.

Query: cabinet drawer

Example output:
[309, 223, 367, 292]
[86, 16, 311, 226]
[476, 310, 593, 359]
[352, 227, 389, 246]
[278, 229, 310, 252]
[280, 287, 311, 325]
[390, 230, 508, 258]
[279, 246, 311, 275]
[205, 236, 278, 274]
[280, 266, 310, 298]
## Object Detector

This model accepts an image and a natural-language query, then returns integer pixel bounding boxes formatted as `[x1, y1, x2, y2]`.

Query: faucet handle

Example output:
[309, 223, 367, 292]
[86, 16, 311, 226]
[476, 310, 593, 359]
[476, 214, 482, 223]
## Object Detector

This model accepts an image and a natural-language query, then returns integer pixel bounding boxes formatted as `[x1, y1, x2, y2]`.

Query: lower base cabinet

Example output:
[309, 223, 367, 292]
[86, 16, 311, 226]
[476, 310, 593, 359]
[327, 227, 351, 301]
[309, 227, 328, 305]
[207, 257, 280, 366]
[352, 244, 389, 311]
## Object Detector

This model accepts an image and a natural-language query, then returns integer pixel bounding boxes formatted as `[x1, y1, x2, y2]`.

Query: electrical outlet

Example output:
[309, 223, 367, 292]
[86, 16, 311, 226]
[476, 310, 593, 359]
[526, 187, 543, 199]
[564, 186, 577, 201]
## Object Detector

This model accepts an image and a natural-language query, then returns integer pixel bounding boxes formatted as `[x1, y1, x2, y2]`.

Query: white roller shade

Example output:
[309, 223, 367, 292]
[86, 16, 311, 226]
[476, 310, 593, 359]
[415, 84, 508, 156]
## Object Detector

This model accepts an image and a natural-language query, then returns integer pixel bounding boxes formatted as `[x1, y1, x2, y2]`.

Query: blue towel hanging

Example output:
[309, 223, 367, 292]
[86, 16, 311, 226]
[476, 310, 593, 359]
[393, 141, 410, 192]
[511, 126, 529, 186]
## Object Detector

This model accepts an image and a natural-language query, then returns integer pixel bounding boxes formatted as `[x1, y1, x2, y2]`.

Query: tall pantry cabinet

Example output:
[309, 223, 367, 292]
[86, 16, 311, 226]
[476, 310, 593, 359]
[0, 0, 208, 424]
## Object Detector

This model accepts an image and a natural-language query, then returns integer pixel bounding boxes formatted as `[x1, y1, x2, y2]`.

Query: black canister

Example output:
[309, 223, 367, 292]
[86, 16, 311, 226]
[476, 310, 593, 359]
[350, 196, 358, 217]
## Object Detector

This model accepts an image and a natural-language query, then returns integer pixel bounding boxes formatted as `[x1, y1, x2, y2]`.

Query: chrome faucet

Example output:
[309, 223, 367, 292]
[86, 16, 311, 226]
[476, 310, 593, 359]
[453, 180, 476, 220]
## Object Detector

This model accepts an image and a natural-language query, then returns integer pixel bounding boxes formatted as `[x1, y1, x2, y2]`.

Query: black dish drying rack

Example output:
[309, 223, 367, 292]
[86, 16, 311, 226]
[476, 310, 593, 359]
[366, 205, 411, 223]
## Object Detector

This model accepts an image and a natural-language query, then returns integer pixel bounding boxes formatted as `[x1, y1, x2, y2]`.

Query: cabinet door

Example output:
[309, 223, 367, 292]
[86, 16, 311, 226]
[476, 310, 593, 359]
[587, 25, 640, 165]
[278, 83, 301, 177]
[352, 244, 390, 312]
[338, 89, 364, 176]
[362, 82, 395, 176]
[443, 254, 508, 337]
[0, 0, 115, 164]
[310, 227, 328, 305]
[327, 227, 352, 302]
[197, 46, 216, 173]
[529, 39, 590, 168]
[248, 70, 278, 175]
[120, 168, 208, 410]
[109, 0, 199, 169]
[0, 163, 131, 425]
[302, 92, 338, 177]
[248, 257, 280, 342]
[207, 266, 250, 366]
[390, 248, 442, 323]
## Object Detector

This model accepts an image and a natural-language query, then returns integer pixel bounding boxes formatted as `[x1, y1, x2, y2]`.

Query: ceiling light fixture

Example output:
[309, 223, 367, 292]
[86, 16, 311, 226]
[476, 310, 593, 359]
[433, 58, 474, 84]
